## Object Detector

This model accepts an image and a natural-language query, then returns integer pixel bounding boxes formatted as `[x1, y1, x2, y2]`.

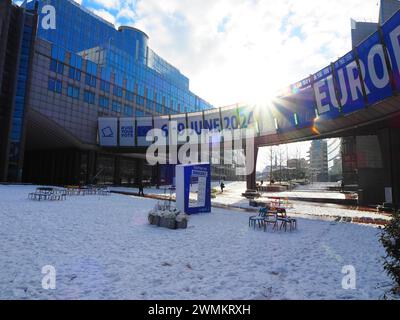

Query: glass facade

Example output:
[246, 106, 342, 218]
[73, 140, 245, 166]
[27, 0, 214, 118]
[7, 9, 36, 180]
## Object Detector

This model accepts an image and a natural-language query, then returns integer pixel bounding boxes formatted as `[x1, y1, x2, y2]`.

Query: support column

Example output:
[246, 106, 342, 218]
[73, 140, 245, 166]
[378, 128, 400, 209]
[135, 158, 144, 184]
[87, 151, 96, 184]
[246, 144, 259, 192]
[113, 156, 121, 185]
[155, 163, 161, 188]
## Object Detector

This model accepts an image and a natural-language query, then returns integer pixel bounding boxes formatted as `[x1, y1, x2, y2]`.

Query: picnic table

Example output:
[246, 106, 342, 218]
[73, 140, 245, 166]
[28, 187, 67, 201]
[65, 185, 111, 196]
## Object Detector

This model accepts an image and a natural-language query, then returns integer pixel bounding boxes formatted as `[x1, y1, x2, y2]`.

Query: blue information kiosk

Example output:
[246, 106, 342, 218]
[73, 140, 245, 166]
[175, 163, 211, 215]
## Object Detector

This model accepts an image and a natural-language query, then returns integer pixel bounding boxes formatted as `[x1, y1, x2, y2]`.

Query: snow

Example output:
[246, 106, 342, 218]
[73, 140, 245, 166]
[0, 184, 392, 300]
[263, 190, 346, 199]
[111, 182, 390, 222]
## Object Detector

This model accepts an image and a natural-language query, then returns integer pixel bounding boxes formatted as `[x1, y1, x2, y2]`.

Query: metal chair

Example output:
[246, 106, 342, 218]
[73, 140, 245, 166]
[249, 207, 267, 229]
[277, 211, 297, 232]
[264, 211, 278, 232]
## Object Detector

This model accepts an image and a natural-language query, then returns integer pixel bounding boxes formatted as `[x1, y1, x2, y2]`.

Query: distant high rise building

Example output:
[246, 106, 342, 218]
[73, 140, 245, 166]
[350, 0, 400, 47]
[380, 0, 400, 24]
[308, 140, 328, 182]
[329, 158, 343, 182]
[351, 20, 378, 46]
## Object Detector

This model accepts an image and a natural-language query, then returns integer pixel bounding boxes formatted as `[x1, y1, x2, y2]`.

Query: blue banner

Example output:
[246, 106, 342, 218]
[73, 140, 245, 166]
[312, 65, 341, 121]
[283, 77, 316, 129]
[273, 97, 298, 132]
[357, 31, 392, 105]
[333, 51, 366, 114]
[382, 9, 400, 91]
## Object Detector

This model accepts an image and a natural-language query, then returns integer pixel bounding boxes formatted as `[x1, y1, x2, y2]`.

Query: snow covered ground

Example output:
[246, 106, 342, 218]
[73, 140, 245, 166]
[132, 181, 387, 221]
[0, 184, 391, 300]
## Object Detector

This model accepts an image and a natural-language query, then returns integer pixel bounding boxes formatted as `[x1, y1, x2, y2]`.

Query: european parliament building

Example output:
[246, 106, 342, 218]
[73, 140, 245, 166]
[0, 0, 230, 186]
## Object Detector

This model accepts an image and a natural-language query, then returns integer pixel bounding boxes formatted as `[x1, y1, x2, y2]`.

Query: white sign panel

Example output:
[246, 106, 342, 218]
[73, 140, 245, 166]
[98, 118, 118, 146]
[187, 111, 204, 136]
[119, 118, 135, 147]
[221, 105, 238, 130]
[203, 108, 221, 132]
[170, 114, 187, 144]
[137, 116, 153, 147]
[154, 115, 170, 138]
[256, 106, 277, 135]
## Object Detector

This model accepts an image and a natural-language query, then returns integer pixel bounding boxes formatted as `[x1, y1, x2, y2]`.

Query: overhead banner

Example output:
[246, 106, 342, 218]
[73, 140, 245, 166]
[237, 105, 256, 130]
[285, 77, 316, 129]
[221, 105, 239, 130]
[357, 31, 392, 105]
[383, 9, 400, 91]
[170, 114, 187, 143]
[256, 104, 276, 135]
[187, 111, 204, 136]
[273, 97, 297, 132]
[312, 65, 341, 121]
[333, 51, 365, 114]
[203, 108, 222, 132]
[154, 115, 170, 138]
[137, 116, 153, 146]
[119, 118, 135, 147]
[98, 118, 118, 146]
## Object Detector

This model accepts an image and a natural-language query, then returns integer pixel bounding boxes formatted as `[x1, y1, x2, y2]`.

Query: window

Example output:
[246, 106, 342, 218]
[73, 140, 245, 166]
[85, 74, 97, 88]
[124, 105, 133, 116]
[112, 100, 122, 112]
[136, 95, 144, 106]
[100, 80, 110, 93]
[84, 90, 95, 104]
[67, 85, 80, 99]
[99, 96, 109, 109]
[48, 78, 62, 93]
[113, 85, 123, 97]
[48, 78, 55, 91]
[69, 67, 81, 81]
[50, 59, 57, 72]
[126, 91, 134, 102]
[156, 103, 163, 114]
[145, 99, 154, 111]
[50, 59, 64, 75]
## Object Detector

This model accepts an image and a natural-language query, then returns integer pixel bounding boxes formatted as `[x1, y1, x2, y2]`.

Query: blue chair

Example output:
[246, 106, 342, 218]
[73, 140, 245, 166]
[277, 211, 297, 232]
[249, 207, 267, 229]
[264, 211, 278, 232]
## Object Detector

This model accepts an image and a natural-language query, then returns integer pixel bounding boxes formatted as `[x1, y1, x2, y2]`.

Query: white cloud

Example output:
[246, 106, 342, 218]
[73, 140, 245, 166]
[88, 0, 122, 10]
[85, 0, 380, 107]
[89, 8, 117, 26]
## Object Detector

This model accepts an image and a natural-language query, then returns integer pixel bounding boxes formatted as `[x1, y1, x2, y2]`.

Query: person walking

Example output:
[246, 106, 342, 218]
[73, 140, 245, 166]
[220, 181, 225, 193]
[138, 180, 144, 197]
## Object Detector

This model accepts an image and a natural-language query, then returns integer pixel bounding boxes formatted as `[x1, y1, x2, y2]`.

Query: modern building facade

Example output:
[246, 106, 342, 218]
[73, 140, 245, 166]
[0, 0, 218, 186]
[0, 0, 37, 182]
[308, 140, 328, 183]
